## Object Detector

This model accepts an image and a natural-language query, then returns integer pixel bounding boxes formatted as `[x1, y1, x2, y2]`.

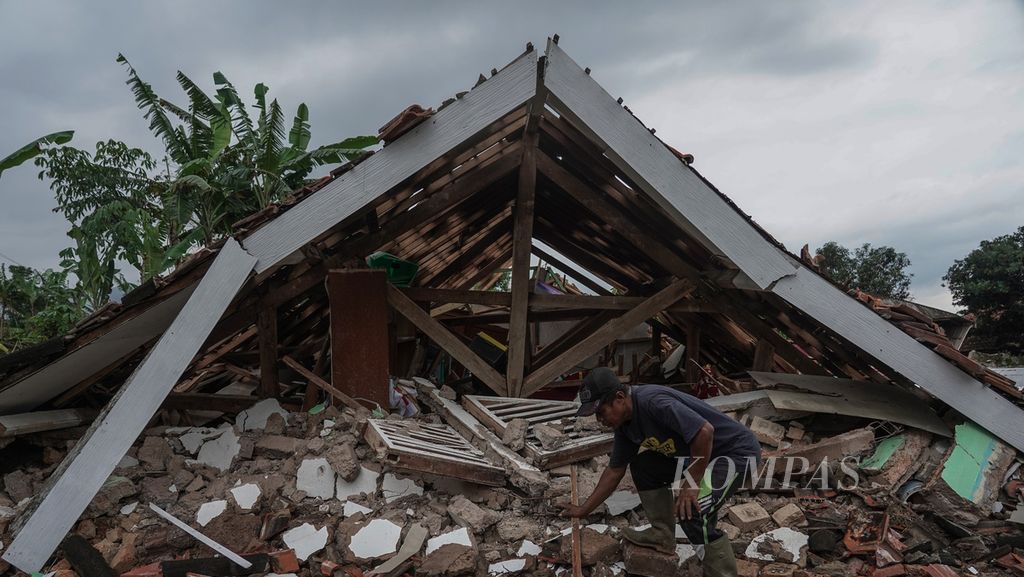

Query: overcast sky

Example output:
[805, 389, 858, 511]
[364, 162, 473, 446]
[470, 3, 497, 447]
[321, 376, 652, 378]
[1, 1, 1022, 311]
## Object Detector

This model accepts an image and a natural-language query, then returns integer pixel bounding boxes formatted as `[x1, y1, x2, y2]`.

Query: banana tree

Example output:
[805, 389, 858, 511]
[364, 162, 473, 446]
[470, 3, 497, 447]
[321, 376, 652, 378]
[118, 55, 378, 258]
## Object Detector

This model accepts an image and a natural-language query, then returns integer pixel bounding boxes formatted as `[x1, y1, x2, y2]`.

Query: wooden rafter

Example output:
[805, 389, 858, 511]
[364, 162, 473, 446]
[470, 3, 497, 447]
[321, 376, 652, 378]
[523, 278, 694, 396]
[385, 284, 508, 396]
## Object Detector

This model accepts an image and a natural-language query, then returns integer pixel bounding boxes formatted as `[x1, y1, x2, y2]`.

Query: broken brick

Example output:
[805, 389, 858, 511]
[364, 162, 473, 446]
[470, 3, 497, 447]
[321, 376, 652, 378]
[772, 503, 807, 527]
[270, 549, 300, 573]
[728, 501, 772, 532]
[622, 542, 677, 577]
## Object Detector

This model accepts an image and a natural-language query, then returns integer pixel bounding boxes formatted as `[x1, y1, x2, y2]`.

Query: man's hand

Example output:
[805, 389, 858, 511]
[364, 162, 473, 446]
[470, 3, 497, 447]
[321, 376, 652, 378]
[676, 486, 701, 521]
[561, 504, 588, 519]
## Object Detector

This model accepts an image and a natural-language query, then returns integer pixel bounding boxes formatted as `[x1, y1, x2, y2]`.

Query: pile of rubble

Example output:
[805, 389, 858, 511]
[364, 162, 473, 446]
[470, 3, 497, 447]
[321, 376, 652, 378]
[2, 380, 1023, 577]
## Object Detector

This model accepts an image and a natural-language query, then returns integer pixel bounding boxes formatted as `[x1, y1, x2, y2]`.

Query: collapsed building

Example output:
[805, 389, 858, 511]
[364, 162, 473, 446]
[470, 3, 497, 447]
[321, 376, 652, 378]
[1, 38, 1022, 577]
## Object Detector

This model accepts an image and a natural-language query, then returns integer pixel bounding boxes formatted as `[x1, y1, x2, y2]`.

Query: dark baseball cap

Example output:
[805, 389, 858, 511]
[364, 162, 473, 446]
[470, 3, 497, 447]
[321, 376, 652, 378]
[576, 367, 627, 416]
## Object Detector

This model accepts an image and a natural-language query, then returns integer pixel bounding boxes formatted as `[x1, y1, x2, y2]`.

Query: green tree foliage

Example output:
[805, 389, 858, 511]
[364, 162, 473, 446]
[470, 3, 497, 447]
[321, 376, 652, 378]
[816, 241, 913, 300]
[943, 226, 1024, 353]
[15, 55, 378, 313]
[0, 130, 74, 179]
[0, 264, 82, 352]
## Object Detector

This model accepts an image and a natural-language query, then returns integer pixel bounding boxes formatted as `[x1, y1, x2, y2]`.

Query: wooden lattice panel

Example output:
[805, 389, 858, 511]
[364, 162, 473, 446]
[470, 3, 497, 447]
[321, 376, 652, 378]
[363, 419, 505, 486]
[462, 396, 613, 469]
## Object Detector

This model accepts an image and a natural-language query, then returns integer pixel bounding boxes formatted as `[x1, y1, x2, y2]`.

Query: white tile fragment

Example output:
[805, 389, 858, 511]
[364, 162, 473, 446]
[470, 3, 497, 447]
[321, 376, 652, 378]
[337, 466, 380, 500]
[236, 398, 289, 431]
[230, 483, 261, 510]
[196, 500, 227, 527]
[425, 526, 472, 555]
[283, 523, 329, 561]
[745, 527, 808, 563]
[195, 425, 240, 471]
[348, 518, 402, 560]
[605, 490, 641, 516]
[178, 427, 223, 454]
[119, 501, 138, 515]
[343, 501, 373, 517]
[517, 539, 541, 556]
[381, 473, 422, 503]
[297, 458, 336, 499]
[676, 543, 703, 563]
[488, 558, 527, 574]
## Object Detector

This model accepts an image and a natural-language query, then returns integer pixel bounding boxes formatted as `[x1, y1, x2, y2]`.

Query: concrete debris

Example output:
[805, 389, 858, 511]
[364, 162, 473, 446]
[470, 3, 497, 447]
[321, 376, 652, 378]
[325, 442, 360, 482]
[3, 378, 1022, 577]
[138, 436, 173, 471]
[282, 523, 328, 561]
[558, 526, 619, 565]
[533, 423, 566, 450]
[348, 518, 402, 561]
[780, 427, 874, 471]
[771, 503, 807, 527]
[254, 434, 302, 458]
[623, 542, 678, 577]
[447, 494, 501, 533]
[420, 543, 477, 576]
[502, 418, 529, 451]
[728, 501, 771, 532]
[743, 415, 786, 447]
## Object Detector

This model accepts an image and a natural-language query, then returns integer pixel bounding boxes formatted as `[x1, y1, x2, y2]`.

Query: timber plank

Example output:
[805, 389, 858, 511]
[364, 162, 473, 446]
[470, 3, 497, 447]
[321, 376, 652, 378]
[2, 239, 255, 573]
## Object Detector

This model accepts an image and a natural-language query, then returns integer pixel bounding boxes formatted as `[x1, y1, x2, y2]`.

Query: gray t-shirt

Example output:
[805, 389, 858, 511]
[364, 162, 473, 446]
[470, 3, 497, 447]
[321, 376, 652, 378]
[609, 385, 761, 468]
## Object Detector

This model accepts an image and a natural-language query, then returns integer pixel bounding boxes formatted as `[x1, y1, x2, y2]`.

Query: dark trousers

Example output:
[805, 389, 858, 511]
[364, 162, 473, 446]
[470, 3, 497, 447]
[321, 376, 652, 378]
[630, 451, 754, 545]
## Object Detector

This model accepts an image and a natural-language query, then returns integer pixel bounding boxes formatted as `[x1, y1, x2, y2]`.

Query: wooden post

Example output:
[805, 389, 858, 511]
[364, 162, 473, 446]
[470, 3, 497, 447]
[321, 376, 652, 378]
[257, 302, 279, 398]
[301, 335, 331, 411]
[506, 127, 539, 397]
[752, 340, 775, 372]
[327, 270, 391, 411]
[685, 326, 701, 384]
[570, 465, 583, 577]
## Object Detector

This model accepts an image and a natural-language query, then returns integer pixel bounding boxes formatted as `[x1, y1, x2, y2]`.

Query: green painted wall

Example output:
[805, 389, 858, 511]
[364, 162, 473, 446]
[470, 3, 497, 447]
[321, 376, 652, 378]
[941, 421, 997, 503]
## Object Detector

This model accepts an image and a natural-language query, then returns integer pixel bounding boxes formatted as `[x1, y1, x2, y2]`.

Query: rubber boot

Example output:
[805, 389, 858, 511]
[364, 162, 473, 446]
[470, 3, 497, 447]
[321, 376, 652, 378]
[621, 487, 676, 555]
[702, 535, 738, 577]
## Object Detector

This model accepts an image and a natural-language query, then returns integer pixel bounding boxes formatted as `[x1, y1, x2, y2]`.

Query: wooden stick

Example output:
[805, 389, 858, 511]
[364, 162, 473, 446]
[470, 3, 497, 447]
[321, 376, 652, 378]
[281, 355, 369, 414]
[570, 465, 583, 577]
[149, 503, 251, 568]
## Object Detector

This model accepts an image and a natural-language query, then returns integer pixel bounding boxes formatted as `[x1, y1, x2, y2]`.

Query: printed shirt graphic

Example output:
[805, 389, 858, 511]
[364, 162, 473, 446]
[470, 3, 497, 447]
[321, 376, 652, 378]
[609, 385, 761, 468]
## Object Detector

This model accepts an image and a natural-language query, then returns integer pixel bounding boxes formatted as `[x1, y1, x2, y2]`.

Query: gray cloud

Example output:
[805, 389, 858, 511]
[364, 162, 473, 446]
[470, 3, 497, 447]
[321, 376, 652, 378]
[1, 1, 1021, 312]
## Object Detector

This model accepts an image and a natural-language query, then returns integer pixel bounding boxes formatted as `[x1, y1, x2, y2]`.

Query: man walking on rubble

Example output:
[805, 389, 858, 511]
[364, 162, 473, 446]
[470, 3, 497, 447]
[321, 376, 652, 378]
[561, 367, 761, 577]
